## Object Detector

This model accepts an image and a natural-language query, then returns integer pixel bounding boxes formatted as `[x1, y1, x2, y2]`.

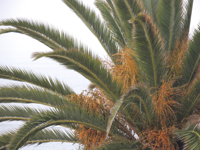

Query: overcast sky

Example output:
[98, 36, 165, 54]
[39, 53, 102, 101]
[0, 0, 200, 149]
[0, 0, 106, 93]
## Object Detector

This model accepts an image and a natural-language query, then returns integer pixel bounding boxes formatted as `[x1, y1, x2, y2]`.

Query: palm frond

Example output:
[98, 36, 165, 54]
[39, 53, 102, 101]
[112, 0, 141, 48]
[27, 129, 78, 145]
[0, 85, 66, 107]
[157, 0, 182, 52]
[0, 28, 20, 35]
[180, 0, 194, 39]
[0, 129, 78, 150]
[0, 66, 74, 96]
[182, 78, 200, 120]
[95, 0, 126, 47]
[0, 105, 40, 122]
[122, 85, 153, 127]
[142, 0, 159, 24]
[106, 85, 152, 137]
[33, 50, 122, 101]
[175, 123, 200, 150]
[97, 140, 144, 150]
[0, 131, 15, 150]
[130, 13, 165, 89]
[181, 25, 200, 86]
[7, 105, 115, 150]
[0, 19, 65, 50]
[62, 0, 118, 63]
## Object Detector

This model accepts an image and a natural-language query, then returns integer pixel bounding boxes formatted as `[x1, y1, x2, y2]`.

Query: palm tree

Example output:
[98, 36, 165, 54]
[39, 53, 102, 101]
[0, 0, 199, 149]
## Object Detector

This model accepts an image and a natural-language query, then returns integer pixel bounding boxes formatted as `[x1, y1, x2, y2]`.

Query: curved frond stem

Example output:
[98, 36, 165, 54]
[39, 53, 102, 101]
[0, 19, 83, 51]
[138, 19, 157, 89]
[128, 95, 151, 126]
[168, 0, 175, 52]
[0, 129, 78, 150]
[33, 50, 121, 101]
[124, 0, 135, 19]
[95, 0, 127, 47]
[17, 26, 63, 50]
[0, 98, 53, 107]
[180, 0, 194, 39]
[0, 117, 28, 121]
[8, 120, 114, 150]
[62, 0, 118, 63]
[181, 27, 200, 86]
[106, 87, 147, 138]
[182, 79, 200, 121]
[157, 0, 182, 52]
[0, 66, 74, 97]
[130, 13, 165, 89]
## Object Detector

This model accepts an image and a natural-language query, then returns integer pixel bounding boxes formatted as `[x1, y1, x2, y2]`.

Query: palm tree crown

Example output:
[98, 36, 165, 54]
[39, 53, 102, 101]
[0, 0, 200, 149]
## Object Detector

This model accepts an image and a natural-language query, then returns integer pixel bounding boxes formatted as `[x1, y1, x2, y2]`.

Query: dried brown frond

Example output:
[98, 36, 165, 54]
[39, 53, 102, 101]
[140, 126, 176, 150]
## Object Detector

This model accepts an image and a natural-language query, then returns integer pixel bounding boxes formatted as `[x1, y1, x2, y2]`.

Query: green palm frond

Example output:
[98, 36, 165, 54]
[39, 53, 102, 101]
[33, 50, 122, 101]
[175, 123, 200, 150]
[7, 105, 115, 150]
[142, 0, 159, 24]
[27, 129, 78, 145]
[97, 140, 145, 150]
[0, 131, 15, 150]
[181, 25, 200, 86]
[0, 66, 74, 96]
[123, 85, 153, 127]
[180, 0, 194, 39]
[0, 19, 64, 50]
[62, 0, 118, 62]
[0, 105, 40, 122]
[0, 28, 19, 35]
[0, 129, 78, 150]
[0, 19, 90, 52]
[112, 0, 141, 48]
[106, 85, 152, 137]
[95, 0, 126, 47]
[182, 78, 200, 120]
[157, 0, 182, 52]
[0, 19, 102, 57]
[130, 13, 165, 89]
[0, 86, 66, 107]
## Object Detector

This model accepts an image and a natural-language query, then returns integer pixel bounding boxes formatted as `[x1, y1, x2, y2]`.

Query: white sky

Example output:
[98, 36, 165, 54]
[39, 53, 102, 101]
[0, 0, 200, 149]
[0, 0, 107, 93]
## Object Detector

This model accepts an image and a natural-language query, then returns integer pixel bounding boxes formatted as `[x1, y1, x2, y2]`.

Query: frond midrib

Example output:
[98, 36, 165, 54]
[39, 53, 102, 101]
[186, 55, 200, 86]
[183, 93, 200, 120]
[136, 18, 157, 90]
[0, 97, 54, 108]
[12, 120, 115, 150]
[0, 117, 29, 121]
[101, 1, 127, 45]
[16, 26, 63, 50]
[64, 0, 115, 62]
[42, 54, 119, 101]
[129, 95, 151, 125]
[0, 74, 65, 98]
[168, 0, 175, 52]
[124, 0, 134, 19]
